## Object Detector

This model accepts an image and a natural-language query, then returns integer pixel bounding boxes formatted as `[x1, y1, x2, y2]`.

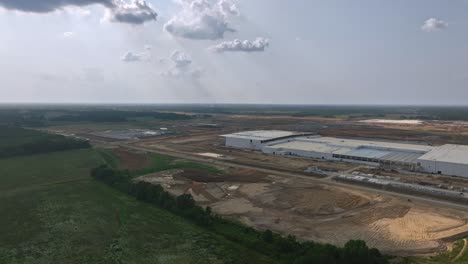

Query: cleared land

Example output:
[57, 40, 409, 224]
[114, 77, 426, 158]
[134, 165, 468, 255]
[40, 112, 468, 257]
[0, 149, 273, 263]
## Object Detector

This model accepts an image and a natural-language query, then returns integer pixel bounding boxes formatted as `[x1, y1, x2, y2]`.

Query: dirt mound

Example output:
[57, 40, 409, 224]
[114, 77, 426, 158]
[354, 205, 411, 225]
[259, 185, 371, 216]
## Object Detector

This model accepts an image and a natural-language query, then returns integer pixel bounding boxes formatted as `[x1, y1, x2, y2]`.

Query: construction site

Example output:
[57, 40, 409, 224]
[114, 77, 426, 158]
[223, 130, 468, 178]
[44, 113, 468, 256]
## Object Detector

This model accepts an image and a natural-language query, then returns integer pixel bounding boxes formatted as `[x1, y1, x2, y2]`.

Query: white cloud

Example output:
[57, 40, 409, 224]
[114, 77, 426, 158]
[170, 50, 192, 67]
[164, 0, 238, 40]
[161, 50, 202, 79]
[218, 0, 238, 16]
[211, 38, 270, 53]
[62, 6, 92, 16]
[0, 0, 157, 25]
[76, 7, 91, 16]
[120, 45, 154, 62]
[121, 51, 142, 62]
[421, 18, 448, 32]
[63, 31, 75, 38]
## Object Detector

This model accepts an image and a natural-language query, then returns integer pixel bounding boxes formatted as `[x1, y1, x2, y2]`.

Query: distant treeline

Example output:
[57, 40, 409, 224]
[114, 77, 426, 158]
[126, 104, 468, 121]
[51, 110, 193, 122]
[0, 110, 46, 127]
[0, 109, 194, 126]
[0, 127, 90, 158]
[91, 164, 388, 264]
[3, 105, 468, 123]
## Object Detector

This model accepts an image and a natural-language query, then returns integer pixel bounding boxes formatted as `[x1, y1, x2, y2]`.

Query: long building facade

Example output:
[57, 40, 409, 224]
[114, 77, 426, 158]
[221, 130, 468, 178]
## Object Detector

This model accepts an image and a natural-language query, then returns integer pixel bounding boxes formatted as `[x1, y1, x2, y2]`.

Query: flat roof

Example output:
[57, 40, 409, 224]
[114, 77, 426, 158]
[297, 137, 434, 152]
[265, 136, 432, 163]
[266, 140, 355, 154]
[418, 144, 468, 165]
[221, 130, 303, 141]
[224, 130, 468, 166]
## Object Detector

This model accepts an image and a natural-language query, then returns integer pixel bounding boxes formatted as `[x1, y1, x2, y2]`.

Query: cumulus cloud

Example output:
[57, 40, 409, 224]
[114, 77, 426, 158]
[211, 38, 270, 53]
[120, 44, 154, 63]
[164, 0, 238, 40]
[218, 0, 238, 16]
[0, 0, 157, 25]
[121, 51, 142, 62]
[161, 50, 202, 79]
[170, 50, 192, 68]
[421, 18, 448, 32]
[104, 0, 157, 25]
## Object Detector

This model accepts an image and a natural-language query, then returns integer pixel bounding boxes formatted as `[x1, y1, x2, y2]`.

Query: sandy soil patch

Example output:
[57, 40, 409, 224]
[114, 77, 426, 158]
[198, 152, 224, 158]
[371, 209, 467, 242]
[211, 198, 263, 215]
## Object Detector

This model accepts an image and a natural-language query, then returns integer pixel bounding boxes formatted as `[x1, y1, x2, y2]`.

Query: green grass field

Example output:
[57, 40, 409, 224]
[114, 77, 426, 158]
[133, 153, 222, 176]
[96, 148, 221, 176]
[0, 127, 52, 148]
[0, 149, 274, 264]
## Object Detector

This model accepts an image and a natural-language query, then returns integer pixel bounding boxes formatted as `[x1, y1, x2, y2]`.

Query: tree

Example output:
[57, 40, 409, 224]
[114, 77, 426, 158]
[176, 194, 196, 210]
[205, 206, 212, 216]
[343, 240, 372, 264]
[262, 229, 273, 243]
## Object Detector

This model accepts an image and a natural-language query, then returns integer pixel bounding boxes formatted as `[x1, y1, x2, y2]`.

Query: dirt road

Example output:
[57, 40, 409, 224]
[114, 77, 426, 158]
[122, 143, 468, 212]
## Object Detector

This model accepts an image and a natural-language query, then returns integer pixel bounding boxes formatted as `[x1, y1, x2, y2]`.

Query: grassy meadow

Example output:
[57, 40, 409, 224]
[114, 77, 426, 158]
[0, 148, 273, 264]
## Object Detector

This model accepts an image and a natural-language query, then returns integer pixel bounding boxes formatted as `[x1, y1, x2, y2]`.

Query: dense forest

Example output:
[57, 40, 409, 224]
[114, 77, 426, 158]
[50, 110, 193, 122]
[91, 164, 388, 264]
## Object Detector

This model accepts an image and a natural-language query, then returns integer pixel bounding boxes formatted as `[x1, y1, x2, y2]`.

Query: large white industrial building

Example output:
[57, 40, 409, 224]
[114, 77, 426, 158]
[221, 130, 468, 178]
[223, 130, 314, 150]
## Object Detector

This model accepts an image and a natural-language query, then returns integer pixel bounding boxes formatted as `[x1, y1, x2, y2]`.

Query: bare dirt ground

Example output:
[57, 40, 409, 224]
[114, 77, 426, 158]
[135, 167, 468, 255]
[114, 148, 151, 171]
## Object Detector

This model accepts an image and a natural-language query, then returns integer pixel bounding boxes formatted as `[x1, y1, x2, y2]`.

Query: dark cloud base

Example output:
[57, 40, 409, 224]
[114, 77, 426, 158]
[0, 0, 157, 25]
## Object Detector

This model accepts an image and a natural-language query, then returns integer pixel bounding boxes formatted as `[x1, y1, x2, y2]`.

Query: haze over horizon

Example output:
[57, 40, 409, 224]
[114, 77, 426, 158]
[0, 0, 466, 105]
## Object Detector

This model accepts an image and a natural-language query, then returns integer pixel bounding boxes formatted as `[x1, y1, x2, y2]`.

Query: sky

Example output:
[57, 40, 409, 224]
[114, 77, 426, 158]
[0, 0, 467, 105]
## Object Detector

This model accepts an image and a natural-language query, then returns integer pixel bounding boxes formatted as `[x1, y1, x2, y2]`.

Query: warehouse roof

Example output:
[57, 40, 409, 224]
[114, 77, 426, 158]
[266, 140, 354, 154]
[298, 137, 434, 152]
[265, 136, 432, 164]
[221, 130, 306, 141]
[418, 144, 468, 165]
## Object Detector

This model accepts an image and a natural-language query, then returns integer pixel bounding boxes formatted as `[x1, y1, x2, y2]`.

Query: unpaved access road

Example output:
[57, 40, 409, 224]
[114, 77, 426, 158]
[123, 143, 468, 212]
